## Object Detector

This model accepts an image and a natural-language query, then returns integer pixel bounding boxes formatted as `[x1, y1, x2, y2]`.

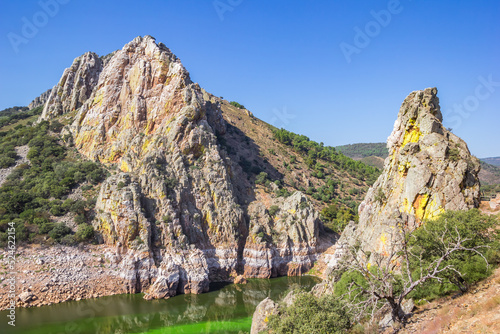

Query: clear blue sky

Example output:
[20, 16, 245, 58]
[1, 0, 499, 157]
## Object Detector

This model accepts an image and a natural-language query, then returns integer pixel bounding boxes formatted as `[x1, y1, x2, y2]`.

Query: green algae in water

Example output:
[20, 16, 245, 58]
[0, 276, 319, 334]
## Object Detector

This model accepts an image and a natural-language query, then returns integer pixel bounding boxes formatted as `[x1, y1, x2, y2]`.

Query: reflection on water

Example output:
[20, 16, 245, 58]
[0, 276, 319, 334]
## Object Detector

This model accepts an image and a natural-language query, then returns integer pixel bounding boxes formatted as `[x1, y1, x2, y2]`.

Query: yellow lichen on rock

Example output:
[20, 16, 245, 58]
[402, 126, 421, 148]
[380, 233, 387, 245]
[120, 160, 131, 172]
[422, 198, 445, 221]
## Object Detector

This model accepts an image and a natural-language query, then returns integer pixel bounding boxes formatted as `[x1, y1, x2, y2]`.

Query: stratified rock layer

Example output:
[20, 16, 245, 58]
[39, 36, 331, 299]
[330, 88, 480, 267]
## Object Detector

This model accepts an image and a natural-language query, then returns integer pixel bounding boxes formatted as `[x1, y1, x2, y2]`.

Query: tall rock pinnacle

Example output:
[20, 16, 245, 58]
[334, 88, 481, 261]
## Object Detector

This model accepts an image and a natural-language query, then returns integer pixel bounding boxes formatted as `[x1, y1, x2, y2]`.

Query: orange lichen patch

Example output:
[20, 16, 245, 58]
[413, 193, 430, 222]
[108, 149, 123, 163]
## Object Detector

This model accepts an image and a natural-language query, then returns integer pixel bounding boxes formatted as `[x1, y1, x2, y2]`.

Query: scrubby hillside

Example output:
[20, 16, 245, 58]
[479, 160, 500, 185]
[336, 142, 388, 159]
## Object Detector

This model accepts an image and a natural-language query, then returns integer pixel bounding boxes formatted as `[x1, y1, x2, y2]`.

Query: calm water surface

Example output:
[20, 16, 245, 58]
[0, 276, 319, 334]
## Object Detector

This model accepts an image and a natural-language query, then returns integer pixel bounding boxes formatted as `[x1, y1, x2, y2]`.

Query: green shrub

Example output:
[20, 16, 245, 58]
[74, 214, 86, 224]
[255, 172, 268, 185]
[268, 292, 351, 334]
[75, 224, 94, 242]
[0, 156, 15, 168]
[268, 205, 280, 217]
[409, 209, 499, 297]
[448, 147, 461, 162]
[15, 220, 28, 241]
[60, 234, 76, 245]
[49, 223, 72, 242]
[38, 221, 55, 234]
[229, 101, 245, 109]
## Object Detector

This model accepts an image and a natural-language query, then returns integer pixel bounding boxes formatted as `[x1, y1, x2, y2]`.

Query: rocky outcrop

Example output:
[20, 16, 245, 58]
[38, 36, 330, 299]
[28, 89, 51, 109]
[243, 191, 330, 278]
[331, 88, 480, 265]
[250, 297, 278, 334]
[40, 52, 104, 120]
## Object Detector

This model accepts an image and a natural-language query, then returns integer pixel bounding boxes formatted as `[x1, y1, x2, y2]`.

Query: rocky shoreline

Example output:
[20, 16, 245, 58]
[0, 244, 128, 311]
[0, 242, 333, 311]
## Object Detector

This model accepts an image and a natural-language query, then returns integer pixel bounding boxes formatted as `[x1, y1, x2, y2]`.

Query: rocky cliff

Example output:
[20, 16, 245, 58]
[28, 89, 51, 109]
[40, 52, 104, 120]
[328, 88, 481, 269]
[38, 36, 334, 299]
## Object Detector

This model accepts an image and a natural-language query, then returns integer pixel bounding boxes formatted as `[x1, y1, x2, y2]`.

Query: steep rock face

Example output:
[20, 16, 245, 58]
[40, 52, 104, 120]
[243, 191, 328, 278]
[333, 88, 480, 262]
[28, 89, 51, 109]
[39, 36, 329, 298]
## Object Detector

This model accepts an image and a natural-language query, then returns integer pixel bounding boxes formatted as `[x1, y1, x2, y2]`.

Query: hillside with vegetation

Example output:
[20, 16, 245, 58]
[0, 113, 107, 247]
[218, 101, 380, 233]
[335, 142, 388, 159]
[479, 160, 500, 186]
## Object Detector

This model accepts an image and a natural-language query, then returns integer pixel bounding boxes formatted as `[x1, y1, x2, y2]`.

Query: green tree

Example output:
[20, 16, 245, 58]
[336, 210, 499, 327]
[409, 209, 499, 294]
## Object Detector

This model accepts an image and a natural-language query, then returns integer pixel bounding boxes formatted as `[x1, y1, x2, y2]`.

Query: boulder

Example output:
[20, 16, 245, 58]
[250, 297, 278, 334]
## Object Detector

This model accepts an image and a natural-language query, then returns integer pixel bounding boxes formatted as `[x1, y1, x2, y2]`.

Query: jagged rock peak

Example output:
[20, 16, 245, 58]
[38, 36, 190, 123]
[33, 36, 332, 300]
[332, 87, 480, 261]
[28, 89, 51, 109]
[40, 51, 103, 120]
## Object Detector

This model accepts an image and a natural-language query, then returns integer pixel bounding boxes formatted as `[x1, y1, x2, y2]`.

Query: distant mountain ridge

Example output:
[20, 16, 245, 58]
[482, 157, 500, 167]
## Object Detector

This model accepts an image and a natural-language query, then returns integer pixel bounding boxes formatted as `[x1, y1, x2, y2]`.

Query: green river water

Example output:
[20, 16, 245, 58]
[0, 276, 320, 334]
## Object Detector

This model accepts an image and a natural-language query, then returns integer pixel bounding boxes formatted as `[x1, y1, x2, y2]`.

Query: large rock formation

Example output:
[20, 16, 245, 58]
[28, 89, 51, 109]
[243, 191, 329, 278]
[329, 88, 480, 267]
[38, 36, 331, 298]
[40, 51, 104, 120]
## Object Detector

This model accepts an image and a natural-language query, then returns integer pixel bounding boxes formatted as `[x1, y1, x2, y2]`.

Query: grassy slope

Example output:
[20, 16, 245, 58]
[400, 266, 500, 334]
